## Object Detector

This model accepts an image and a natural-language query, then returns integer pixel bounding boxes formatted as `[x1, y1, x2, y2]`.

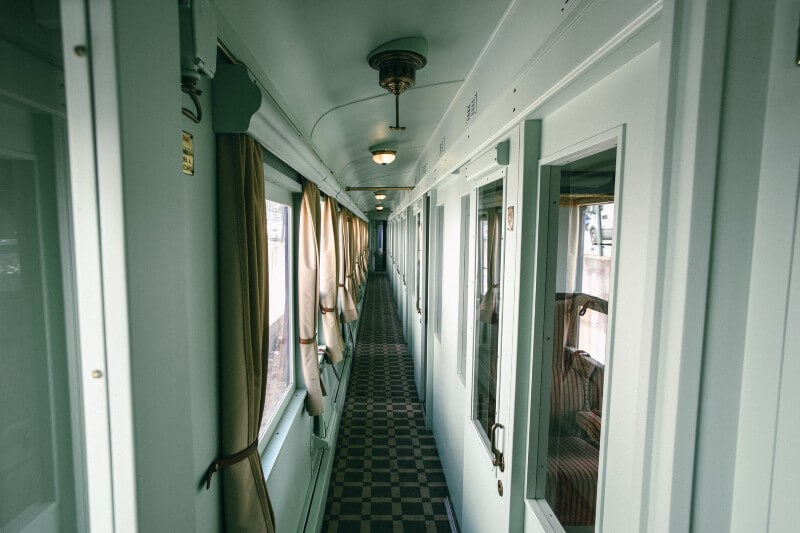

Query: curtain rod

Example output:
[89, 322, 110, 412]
[346, 186, 414, 191]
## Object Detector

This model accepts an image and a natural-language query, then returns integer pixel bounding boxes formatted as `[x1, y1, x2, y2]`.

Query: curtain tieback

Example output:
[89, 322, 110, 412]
[491, 284, 500, 288]
[203, 439, 258, 490]
[337, 283, 345, 288]
[299, 337, 316, 345]
[320, 304, 336, 314]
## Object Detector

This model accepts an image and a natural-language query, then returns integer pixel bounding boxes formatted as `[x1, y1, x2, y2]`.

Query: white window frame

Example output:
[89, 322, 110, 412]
[456, 194, 471, 382]
[258, 175, 299, 450]
[468, 170, 508, 451]
[525, 128, 624, 532]
[433, 204, 445, 339]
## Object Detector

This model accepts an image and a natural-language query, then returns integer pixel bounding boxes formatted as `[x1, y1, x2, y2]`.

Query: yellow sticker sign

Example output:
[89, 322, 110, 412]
[182, 131, 194, 175]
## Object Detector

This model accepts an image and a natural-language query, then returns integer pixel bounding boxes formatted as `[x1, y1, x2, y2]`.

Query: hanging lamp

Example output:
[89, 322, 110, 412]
[368, 37, 428, 132]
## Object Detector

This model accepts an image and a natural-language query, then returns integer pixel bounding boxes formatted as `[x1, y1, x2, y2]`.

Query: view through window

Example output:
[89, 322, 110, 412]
[473, 179, 504, 439]
[260, 200, 293, 441]
[543, 147, 615, 529]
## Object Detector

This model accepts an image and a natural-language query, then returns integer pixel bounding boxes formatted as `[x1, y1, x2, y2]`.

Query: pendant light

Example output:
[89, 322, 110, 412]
[368, 38, 428, 132]
[369, 141, 398, 166]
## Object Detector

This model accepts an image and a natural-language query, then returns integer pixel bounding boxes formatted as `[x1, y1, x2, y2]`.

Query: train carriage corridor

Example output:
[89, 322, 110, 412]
[323, 274, 452, 532]
[4, 1, 798, 531]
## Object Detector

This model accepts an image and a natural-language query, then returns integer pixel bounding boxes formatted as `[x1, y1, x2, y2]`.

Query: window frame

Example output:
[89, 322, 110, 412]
[524, 129, 624, 531]
[415, 212, 422, 313]
[433, 204, 445, 339]
[456, 194, 471, 381]
[258, 181, 298, 450]
[468, 172, 508, 450]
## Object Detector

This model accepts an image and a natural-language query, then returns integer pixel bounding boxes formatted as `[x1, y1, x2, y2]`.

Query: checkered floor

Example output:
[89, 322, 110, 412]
[322, 273, 452, 533]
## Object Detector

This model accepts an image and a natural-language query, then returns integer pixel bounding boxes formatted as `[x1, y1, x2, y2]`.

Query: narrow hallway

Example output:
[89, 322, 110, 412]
[323, 273, 452, 533]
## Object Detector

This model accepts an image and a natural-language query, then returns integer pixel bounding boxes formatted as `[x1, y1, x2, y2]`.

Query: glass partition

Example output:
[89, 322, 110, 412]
[541, 147, 616, 529]
[259, 200, 294, 442]
[471, 179, 505, 440]
[1, 4, 86, 529]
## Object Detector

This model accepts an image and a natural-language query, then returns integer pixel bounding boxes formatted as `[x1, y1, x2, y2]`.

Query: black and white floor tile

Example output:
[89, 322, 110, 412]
[323, 273, 452, 533]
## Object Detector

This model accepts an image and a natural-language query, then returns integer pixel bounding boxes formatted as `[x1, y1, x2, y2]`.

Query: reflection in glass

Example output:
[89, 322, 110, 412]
[260, 200, 293, 439]
[416, 215, 421, 311]
[544, 148, 615, 528]
[472, 179, 504, 439]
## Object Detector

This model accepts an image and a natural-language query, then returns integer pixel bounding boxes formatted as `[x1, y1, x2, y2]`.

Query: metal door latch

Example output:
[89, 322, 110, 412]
[490, 422, 505, 472]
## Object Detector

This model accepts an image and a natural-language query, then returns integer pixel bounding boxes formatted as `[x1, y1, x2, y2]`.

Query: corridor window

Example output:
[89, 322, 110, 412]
[457, 195, 470, 379]
[433, 205, 444, 338]
[415, 214, 421, 312]
[533, 147, 616, 529]
[472, 180, 504, 440]
[259, 199, 294, 443]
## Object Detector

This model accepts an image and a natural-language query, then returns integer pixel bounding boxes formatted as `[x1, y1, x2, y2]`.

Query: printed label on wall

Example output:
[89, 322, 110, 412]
[182, 131, 194, 175]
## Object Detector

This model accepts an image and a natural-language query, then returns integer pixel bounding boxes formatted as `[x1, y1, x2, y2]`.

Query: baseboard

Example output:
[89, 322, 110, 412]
[302, 355, 351, 532]
[302, 279, 367, 532]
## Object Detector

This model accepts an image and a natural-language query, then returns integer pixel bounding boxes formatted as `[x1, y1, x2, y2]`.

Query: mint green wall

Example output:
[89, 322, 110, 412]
[690, 0, 775, 529]
[111, 1, 220, 530]
[183, 74, 222, 532]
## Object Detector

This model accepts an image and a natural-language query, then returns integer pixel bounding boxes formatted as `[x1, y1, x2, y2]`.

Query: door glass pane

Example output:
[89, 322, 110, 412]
[457, 195, 470, 378]
[472, 179, 504, 439]
[260, 200, 293, 440]
[415, 214, 421, 311]
[544, 147, 616, 528]
[1, 2, 85, 530]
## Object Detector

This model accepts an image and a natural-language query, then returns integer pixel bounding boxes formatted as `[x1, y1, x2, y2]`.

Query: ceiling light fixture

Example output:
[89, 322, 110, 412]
[376, 205, 384, 211]
[374, 192, 387, 201]
[369, 141, 398, 166]
[368, 37, 428, 132]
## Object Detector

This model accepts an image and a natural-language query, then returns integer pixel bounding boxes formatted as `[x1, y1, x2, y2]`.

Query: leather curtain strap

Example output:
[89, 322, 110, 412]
[337, 283, 345, 288]
[319, 304, 336, 314]
[299, 337, 316, 345]
[204, 439, 258, 489]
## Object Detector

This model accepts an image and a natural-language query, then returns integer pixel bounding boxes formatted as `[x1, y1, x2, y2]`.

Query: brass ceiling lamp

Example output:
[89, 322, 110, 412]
[368, 37, 428, 132]
[374, 192, 387, 201]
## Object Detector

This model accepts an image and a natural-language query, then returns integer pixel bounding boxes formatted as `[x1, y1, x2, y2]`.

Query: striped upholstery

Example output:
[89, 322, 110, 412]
[547, 293, 607, 526]
[576, 409, 602, 444]
[546, 436, 599, 526]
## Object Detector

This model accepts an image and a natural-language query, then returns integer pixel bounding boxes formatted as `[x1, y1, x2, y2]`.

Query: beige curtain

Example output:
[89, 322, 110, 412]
[479, 207, 501, 324]
[350, 215, 363, 293]
[320, 198, 345, 362]
[210, 134, 275, 532]
[342, 210, 357, 303]
[338, 207, 358, 322]
[361, 221, 369, 276]
[299, 180, 326, 415]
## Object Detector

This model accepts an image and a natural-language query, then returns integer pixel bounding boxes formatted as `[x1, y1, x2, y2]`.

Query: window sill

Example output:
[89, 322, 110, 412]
[525, 498, 569, 533]
[260, 390, 306, 480]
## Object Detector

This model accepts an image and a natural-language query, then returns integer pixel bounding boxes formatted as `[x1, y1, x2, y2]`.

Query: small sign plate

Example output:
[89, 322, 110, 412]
[182, 131, 194, 175]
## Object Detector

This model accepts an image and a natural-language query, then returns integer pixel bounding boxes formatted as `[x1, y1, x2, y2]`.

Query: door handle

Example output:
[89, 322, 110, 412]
[490, 422, 505, 472]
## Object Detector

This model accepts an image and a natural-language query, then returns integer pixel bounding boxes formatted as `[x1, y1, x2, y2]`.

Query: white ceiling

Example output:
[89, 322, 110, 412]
[215, 0, 511, 212]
